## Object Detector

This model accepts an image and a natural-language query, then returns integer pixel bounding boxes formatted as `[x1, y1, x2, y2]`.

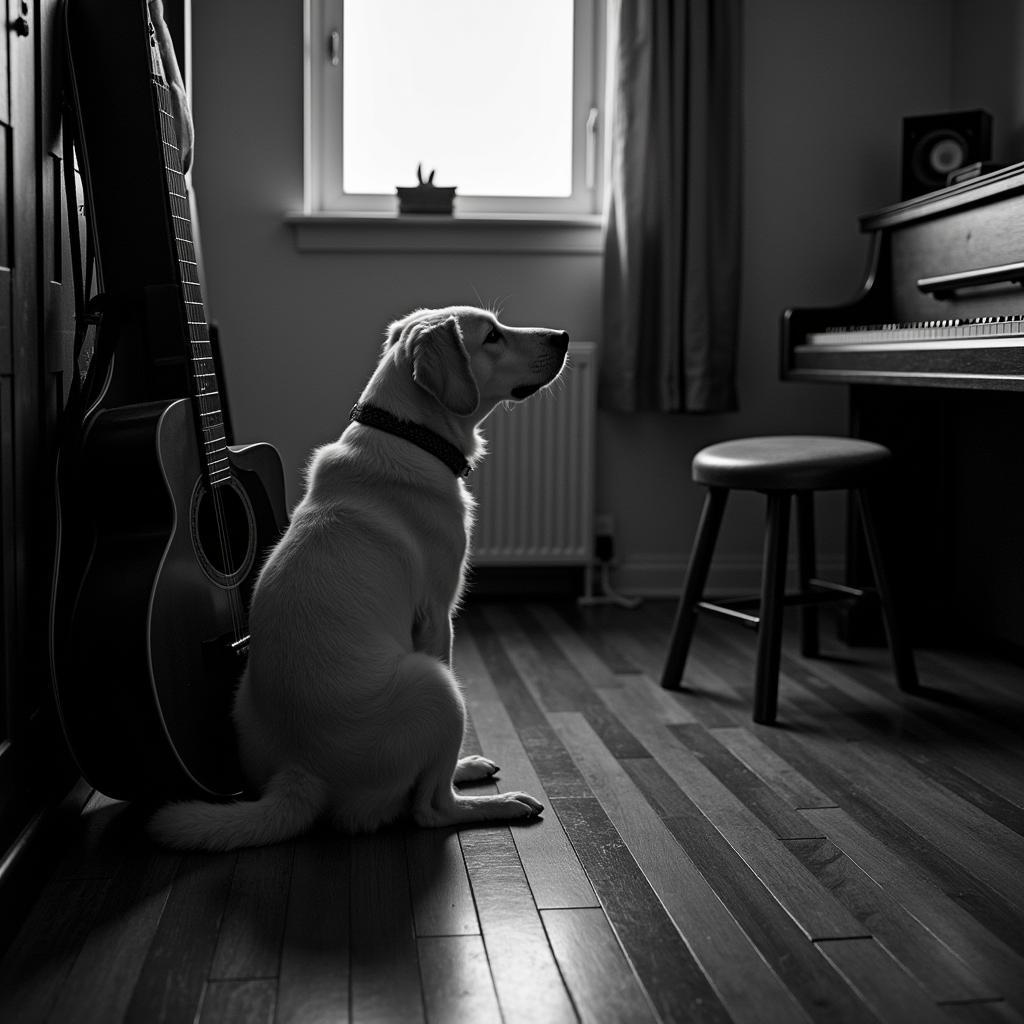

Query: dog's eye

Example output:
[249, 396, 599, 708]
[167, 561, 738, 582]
[484, 327, 503, 345]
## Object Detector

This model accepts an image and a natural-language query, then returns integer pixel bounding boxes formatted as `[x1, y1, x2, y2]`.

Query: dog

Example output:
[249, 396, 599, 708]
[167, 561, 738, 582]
[149, 306, 569, 850]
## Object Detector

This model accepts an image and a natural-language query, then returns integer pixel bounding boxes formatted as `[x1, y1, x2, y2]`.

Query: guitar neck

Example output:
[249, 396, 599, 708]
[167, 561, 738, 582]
[152, 70, 230, 488]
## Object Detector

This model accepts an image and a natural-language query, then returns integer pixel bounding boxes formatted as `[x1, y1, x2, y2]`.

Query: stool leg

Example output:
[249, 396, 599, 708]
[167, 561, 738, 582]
[855, 489, 919, 693]
[661, 487, 729, 690]
[796, 491, 819, 658]
[754, 492, 791, 724]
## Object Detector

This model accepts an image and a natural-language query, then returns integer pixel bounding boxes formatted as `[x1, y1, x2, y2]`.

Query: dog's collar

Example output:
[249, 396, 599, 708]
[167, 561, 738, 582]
[349, 403, 471, 478]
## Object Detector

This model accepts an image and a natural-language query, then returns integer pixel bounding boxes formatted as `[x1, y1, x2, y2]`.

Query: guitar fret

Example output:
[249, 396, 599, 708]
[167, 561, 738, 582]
[153, 72, 233, 480]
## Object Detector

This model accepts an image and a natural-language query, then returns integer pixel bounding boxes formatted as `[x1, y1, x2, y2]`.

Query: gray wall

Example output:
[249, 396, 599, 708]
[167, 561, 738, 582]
[190, 0, 1018, 594]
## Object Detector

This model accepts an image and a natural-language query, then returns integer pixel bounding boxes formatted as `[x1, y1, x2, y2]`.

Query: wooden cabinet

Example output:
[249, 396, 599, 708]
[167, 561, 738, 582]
[1, 0, 83, 862]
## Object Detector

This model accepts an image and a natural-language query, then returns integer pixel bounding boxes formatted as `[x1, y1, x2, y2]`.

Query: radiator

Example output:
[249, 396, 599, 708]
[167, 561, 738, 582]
[470, 342, 597, 565]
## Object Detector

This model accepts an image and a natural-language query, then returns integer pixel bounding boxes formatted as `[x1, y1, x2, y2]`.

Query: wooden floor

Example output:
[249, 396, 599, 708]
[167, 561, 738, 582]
[2, 599, 1024, 1023]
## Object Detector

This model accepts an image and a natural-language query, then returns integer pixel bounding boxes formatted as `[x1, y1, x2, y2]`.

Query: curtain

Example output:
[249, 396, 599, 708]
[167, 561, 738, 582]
[601, 0, 742, 413]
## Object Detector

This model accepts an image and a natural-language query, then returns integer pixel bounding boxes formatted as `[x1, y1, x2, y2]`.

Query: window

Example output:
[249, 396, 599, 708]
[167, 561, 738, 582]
[304, 0, 603, 217]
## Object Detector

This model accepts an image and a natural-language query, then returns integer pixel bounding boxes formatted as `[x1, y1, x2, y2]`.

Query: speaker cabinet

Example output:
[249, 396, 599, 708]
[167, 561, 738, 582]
[901, 110, 992, 199]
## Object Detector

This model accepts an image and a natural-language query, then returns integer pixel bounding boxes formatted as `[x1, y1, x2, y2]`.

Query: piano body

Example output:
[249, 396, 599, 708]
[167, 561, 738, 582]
[782, 163, 1024, 649]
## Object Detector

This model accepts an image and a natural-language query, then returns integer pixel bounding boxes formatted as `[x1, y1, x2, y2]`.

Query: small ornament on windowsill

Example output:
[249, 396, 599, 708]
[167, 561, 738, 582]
[397, 164, 456, 215]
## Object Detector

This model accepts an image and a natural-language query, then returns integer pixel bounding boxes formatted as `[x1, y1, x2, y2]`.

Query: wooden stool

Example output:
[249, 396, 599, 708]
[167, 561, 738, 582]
[660, 436, 918, 724]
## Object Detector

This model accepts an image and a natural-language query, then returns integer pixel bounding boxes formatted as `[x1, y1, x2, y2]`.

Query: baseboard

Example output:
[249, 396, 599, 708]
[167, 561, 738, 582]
[0, 778, 93, 957]
[463, 555, 846, 602]
[612, 554, 846, 599]
[465, 565, 586, 601]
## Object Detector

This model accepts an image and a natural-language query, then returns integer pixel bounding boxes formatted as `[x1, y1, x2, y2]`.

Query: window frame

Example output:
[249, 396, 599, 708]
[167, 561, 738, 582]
[303, 0, 604, 218]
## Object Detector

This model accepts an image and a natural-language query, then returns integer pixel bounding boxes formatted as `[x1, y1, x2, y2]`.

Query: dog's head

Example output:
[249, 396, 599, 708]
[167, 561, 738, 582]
[378, 306, 569, 421]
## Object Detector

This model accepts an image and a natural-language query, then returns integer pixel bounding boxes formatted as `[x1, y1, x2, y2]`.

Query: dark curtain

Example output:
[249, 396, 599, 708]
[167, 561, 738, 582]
[601, 0, 742, 413]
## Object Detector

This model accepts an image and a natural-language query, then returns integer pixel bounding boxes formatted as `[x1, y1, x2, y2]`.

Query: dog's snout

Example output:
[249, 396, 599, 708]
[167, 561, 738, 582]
[547, 330, 569, 353]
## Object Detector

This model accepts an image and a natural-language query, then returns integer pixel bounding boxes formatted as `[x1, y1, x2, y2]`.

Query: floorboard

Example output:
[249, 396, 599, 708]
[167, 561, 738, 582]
[1, 598, 1023, 1022]
[277, 835, 351, 1024]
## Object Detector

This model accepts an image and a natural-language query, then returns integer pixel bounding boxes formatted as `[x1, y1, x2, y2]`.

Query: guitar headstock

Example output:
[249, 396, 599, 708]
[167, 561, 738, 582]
[146, 10, 169, 88]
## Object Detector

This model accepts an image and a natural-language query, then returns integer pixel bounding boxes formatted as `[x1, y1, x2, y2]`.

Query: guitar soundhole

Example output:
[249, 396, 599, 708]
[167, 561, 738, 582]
[190, 478, 258, 587]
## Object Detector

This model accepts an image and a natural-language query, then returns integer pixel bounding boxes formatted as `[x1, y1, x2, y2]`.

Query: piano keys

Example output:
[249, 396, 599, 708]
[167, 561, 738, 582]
[783, 161, 1024, 390]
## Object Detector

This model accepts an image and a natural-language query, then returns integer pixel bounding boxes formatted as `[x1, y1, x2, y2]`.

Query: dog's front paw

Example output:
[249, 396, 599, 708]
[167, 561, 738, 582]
[454, 755, 500, 784]
[504, 791, 544, 817]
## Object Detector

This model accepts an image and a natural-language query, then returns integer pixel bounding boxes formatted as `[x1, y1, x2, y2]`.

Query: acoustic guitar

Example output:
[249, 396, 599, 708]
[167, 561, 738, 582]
[50, 0, 288, 801]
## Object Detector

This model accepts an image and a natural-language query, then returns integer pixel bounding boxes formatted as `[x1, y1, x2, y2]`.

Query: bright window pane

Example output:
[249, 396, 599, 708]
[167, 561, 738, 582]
[342, 0, 574, 197]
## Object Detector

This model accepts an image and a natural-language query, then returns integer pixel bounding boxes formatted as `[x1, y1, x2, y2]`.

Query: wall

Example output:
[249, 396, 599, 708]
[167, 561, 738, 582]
[951, 0, 1024, 161]
[190, 0, 970, 596]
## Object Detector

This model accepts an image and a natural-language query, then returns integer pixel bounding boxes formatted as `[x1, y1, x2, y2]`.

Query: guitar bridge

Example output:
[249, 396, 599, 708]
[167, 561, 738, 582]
[202, 632, 251, 680]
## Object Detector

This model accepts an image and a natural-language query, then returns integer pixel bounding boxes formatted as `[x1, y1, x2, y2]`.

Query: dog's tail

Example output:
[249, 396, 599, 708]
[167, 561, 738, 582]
[147, 767, 324, 852]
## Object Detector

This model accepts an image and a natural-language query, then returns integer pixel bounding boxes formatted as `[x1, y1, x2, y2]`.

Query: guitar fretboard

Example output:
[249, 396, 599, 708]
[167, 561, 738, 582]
[154, 74, 231, 489]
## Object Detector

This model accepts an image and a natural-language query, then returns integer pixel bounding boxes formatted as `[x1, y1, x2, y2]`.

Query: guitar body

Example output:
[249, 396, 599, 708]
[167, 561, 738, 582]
[58, 401, 287, 799]
[52, 0, 288, 799]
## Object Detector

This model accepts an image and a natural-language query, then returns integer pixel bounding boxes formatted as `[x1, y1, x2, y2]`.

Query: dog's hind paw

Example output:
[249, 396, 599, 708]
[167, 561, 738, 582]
[454, 755, 501, 784]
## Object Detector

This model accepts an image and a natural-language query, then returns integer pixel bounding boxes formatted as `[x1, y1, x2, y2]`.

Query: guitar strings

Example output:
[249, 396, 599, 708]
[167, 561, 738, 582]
[159, 78, 248, 646]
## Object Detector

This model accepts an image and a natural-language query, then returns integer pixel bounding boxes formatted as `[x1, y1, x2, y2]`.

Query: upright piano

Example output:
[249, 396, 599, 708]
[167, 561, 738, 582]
[782, 162, 1024, 650]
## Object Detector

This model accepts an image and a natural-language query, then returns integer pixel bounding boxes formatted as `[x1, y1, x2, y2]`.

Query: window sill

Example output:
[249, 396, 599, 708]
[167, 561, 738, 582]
[285, 212, 604, 255]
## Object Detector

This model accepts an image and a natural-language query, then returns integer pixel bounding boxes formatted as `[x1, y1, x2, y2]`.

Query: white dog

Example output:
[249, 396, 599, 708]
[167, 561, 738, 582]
[149, 306, 569, 850]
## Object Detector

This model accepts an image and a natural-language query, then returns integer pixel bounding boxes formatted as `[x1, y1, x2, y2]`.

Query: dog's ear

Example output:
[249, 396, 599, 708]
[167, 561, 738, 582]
[410, 316, 480, 416]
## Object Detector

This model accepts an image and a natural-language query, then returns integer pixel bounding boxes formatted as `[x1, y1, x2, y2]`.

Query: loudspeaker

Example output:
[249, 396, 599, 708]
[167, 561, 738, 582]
[901, 110, 992, 199]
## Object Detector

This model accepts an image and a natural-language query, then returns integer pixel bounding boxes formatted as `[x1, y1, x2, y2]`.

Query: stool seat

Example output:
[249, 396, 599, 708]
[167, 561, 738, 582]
[693, 436, 891, 491]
